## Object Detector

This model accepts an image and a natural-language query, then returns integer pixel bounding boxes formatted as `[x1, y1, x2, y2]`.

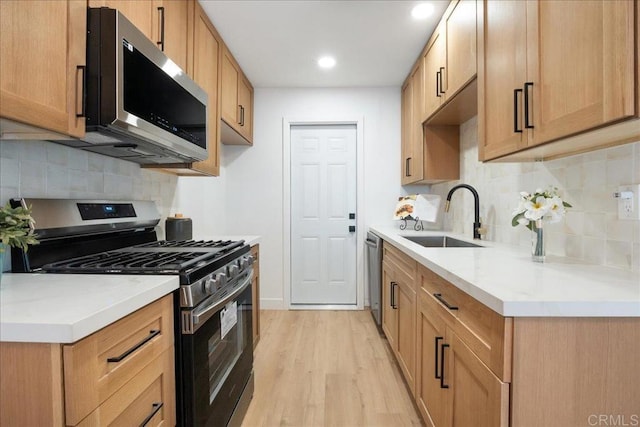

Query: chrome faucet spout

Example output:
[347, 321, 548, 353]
[445, 184, 482, 240]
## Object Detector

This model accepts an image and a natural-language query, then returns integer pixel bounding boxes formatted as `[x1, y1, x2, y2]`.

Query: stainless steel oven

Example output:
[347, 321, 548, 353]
[179, 267, 254, 427]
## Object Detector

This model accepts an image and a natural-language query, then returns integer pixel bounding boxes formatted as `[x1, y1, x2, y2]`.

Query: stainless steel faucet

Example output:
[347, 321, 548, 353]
[444, 184, 482, 240]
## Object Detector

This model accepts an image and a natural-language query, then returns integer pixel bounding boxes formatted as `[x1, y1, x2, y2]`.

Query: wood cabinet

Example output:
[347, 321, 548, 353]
[382, 242, 417, 395]
[220, 45, 254, 145]
[145, 1, 221, 176]
[251, 244, 260, 349]
[422, 0, 476, 121]
[479, 0, 638, 161]
[416, 264, 510, 427]
[0, 0, 86, 139]
[0, 295, 175, 427]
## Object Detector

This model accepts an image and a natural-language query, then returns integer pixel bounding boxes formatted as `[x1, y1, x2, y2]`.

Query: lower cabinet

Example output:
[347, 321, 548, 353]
[382, 242, 417, 395]
[0, 294, 175, 427]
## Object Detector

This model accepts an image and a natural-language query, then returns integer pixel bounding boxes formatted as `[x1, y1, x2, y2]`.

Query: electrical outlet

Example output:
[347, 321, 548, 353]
[616, 184, 640, 220]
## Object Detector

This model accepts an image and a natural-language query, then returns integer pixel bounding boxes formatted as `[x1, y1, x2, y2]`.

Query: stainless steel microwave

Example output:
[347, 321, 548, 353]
[69, 7, 208, 164]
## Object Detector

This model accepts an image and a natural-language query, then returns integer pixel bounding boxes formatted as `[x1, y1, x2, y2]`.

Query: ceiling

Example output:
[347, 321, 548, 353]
[199, 1, 450, 88]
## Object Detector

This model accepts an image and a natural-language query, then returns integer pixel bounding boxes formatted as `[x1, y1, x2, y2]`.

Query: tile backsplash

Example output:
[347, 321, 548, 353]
[0, 140, 178, 271]
[429, 117, 640, 272]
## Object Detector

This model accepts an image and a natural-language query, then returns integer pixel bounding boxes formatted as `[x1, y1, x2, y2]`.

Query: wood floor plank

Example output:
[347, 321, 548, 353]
[241, 310, 423, 427]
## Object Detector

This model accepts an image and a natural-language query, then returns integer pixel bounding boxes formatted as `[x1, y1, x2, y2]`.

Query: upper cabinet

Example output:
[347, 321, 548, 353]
[422, 0, 476, 121]
[220, 45, 254, 145]
[87, 0, 190, 75]
[479, 0, 639, 161]
[0, 0, 86, 139]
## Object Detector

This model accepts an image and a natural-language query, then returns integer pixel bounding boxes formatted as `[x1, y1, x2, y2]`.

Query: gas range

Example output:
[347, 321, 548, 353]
[9, 198, 252, 309]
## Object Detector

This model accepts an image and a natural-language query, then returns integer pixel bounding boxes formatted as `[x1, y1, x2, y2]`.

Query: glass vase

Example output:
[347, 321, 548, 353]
[531, 219, 545, 262]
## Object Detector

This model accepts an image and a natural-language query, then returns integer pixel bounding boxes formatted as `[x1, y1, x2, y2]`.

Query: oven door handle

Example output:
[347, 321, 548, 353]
[190, 270, 253, 332]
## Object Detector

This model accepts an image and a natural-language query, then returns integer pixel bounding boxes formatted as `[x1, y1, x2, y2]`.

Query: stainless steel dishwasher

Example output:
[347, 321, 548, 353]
[365, 231, 382, 326]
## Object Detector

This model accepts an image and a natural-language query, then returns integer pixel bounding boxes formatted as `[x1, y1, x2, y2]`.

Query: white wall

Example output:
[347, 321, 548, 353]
[430, 117, 640, 272]
[210, 87, 427, 309]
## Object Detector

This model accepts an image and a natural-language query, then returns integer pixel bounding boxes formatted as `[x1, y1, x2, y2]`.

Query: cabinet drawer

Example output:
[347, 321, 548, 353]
[383, 242, 416, 283]
[419, 265, 512, 381]
[76, 348, 175, 427]
[63, 294, 174, 425]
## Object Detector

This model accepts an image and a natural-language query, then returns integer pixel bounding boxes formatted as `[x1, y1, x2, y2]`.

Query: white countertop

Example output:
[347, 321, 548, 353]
[371, 226, 640, 317]
[0, 274, 178, 343]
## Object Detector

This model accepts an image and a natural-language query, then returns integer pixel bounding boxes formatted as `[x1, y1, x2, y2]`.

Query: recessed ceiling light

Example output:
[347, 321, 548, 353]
[411, 3, 434, 20]
[317, 56, 336, 69]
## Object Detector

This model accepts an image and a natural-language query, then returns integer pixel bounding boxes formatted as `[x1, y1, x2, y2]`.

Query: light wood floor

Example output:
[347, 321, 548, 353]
[241, 310, 423, 427]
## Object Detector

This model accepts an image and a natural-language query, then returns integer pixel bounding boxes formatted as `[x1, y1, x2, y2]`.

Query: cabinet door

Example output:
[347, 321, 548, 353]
[88, 0, 156, 42]
[381, 264, 398, 350]
[416, 292, 449, 427]
[238, 76, 253, 142]
[189, 3, 221, 176]
[423, 27, 446, 120]
[396, 277, 417, 395]
[446, 331, 509, 427]
[161, 0, 190, 73]
[0, 0, 85, 138]
[221, 48, 240, 126]
[478, 0, 529, 160]
[410, 64, 425, 183]
[445, 0, 477, 99]
[528, 0, 635, 146]
[400, 79, 414, 185]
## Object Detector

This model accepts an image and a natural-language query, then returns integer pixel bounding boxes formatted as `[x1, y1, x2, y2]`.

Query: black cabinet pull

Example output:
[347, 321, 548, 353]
[436, 70, 441, 98]
[76, 65, 86, 118]
[140, 402, 163, 427]
[433, 293, 458, 311]
[438, 67, 445, 95]
[513, 88, 523, 133]
[107, 329, 160, 363]
[435, 336, 443, 379]
[240, 105, 245, 126]
[440, 343, 450, 389]
[157, 7, 165, 51]
[404, 158, 410, 177]
[524, 82, 534, 129]
[390, 282, 398, 309]
[407, 157, 411, 177]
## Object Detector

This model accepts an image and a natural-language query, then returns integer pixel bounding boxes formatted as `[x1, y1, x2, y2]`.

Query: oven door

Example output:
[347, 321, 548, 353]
[179, 269, 253, 427]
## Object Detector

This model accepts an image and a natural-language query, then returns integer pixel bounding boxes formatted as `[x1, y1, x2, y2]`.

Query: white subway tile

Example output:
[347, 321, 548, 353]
[583, 212, 606, 238]
[46, 144, 69, 166]
[605, 213, 635, 242]
[605, 240, 632, 269]
[583, 237, 605, 265]
[0, 141, 20, 159]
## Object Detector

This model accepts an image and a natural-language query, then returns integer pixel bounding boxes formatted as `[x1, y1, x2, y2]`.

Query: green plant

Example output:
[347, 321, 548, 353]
[0, 202, 39, 252]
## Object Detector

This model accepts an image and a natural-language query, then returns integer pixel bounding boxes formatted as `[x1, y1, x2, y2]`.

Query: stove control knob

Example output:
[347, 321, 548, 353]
[246, 255, 254, 266]
[239, 257, 248, 269]
[216, 273, 227, 288]
[228, 264, 239, 279]
[203, 277, 215, 294]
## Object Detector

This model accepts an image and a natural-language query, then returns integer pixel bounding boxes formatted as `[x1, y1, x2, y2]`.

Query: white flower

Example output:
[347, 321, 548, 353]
[517, 217, 529, 226]
[546, 196, 566, 223]
[519, 191, 530, 198]
[524, 196, 551, 220]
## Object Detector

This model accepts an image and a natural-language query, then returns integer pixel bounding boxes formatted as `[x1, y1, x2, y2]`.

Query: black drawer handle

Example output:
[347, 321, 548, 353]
[107, 329, 160, 363]
[140, 402, 163, 427]
[513, 88, 523, 133]
[434, 336, 443, 379]
[433, 293, 458, 311]
[157, 6, 165, 51]
[440, 343, 450, 389]
[436, 70, 442, 98]
[391, 281, 398, 309]
[76, 65, 86, 118]
[524, 82, 534, 129]
[438, 66, 445, 94]
[240, 105, 245, 126]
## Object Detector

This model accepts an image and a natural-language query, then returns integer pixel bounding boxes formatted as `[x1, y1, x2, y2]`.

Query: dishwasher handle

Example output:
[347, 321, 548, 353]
[365, 238, 379, 248]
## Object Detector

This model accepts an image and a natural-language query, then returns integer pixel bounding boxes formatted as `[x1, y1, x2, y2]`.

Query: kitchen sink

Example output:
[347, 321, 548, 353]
[401, 235, 482, 248]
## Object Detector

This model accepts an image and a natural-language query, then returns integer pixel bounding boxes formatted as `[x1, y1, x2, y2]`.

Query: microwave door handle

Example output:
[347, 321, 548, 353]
[190, 270, 253, 331]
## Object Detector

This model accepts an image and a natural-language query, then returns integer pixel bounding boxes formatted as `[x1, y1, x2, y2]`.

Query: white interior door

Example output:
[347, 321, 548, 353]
[290, 124, 357, 305]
